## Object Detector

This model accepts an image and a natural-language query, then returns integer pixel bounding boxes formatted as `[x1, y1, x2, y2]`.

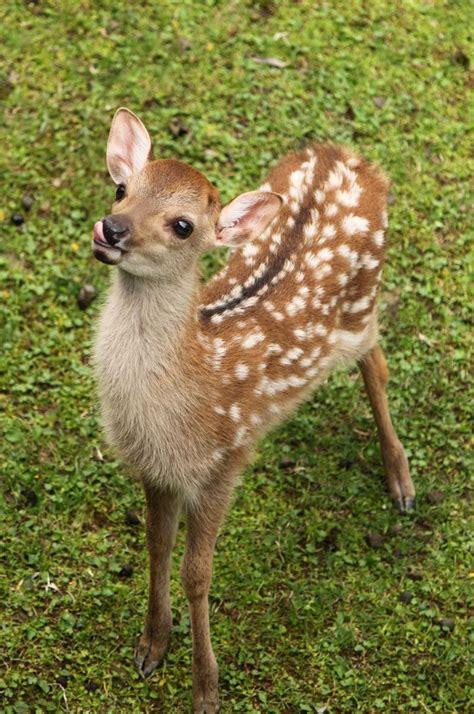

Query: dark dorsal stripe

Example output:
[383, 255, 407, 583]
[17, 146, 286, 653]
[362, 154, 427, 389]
[200, 207, 308, 322]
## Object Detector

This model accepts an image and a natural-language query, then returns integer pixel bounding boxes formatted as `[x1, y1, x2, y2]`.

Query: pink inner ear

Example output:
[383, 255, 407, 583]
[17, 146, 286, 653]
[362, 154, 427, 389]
[107, 109, 152, 183]
[217, 191, 282, 246]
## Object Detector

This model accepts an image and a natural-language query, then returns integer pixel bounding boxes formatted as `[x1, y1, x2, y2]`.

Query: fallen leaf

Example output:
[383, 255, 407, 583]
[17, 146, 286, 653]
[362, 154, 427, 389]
[252, 56, 288, 68]
[93, 446, 105, 463]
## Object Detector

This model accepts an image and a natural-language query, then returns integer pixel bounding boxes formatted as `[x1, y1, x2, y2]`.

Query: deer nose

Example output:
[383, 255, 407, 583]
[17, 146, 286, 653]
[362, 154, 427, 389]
[102, 217, 130, 246]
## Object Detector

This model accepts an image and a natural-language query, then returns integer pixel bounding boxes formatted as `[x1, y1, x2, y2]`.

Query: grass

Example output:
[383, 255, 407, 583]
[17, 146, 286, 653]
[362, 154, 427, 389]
[1, 0, 473, 712]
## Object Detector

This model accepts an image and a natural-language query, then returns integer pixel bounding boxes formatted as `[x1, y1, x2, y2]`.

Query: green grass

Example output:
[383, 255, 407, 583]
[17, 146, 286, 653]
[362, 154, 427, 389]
[1, 1, 473, 712]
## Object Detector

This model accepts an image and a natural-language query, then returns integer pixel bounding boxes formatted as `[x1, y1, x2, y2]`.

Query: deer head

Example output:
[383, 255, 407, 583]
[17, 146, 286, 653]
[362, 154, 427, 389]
[92, 108, 282, 279]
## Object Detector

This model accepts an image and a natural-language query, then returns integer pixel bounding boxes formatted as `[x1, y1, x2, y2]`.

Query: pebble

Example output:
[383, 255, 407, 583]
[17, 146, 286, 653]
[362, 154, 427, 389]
[436, 618, 455, 632]
[125, 510, 141, 526]
[338, 457, 353, 470]
[22, 194, 34, 211]
[389, 523, 403, 535]
[365, 533, 385, 549]
[118, 564, 134, 578]
[426, 489, 445, 504]
[373, 95, 387, 109]
[77, 284, 97, 310]
[11, 213, 24, 226]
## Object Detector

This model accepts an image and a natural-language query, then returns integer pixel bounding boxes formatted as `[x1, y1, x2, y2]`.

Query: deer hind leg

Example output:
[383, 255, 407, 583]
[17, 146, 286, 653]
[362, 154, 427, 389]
[359, 344, 415, 513]
[181, 481, 234, 714]
[135, 484, 181, 678]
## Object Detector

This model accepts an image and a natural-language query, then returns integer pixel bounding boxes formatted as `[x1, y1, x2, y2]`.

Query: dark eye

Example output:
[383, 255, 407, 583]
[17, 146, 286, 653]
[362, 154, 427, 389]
[115, 184, 126, 201]
[173, 219, 193, 239]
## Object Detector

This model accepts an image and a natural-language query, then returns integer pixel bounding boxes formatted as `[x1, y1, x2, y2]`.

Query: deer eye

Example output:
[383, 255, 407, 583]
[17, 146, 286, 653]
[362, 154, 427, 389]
[115, 184, 126, 201]
[173, 219, 193, 239]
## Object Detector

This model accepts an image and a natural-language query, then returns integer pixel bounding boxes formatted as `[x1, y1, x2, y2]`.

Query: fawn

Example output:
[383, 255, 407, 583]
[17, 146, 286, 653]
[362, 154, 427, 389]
[92, 108, 415, 713]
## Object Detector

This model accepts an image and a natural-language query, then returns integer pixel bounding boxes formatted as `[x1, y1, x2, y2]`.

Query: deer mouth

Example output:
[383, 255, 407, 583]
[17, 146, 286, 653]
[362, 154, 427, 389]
[92, 221, 126, 265]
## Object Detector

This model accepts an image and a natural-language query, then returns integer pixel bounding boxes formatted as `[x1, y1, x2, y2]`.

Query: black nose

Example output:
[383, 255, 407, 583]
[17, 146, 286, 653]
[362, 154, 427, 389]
[102, 216, 130, 246]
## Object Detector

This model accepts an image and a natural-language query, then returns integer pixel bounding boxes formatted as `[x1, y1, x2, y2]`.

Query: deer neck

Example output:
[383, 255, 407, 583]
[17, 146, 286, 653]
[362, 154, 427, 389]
[106, 266, 200, 363]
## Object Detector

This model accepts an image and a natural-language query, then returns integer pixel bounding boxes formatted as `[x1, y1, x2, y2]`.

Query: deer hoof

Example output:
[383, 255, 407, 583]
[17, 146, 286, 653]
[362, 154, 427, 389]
[395, 495, 416, 514]
[134, 637, 167, 678]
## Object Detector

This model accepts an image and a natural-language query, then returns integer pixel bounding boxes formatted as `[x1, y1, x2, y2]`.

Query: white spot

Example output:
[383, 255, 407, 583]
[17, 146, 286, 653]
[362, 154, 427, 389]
[336, 183, 362, 208]
[211, 313, 224, 324]
[349, 296, 371, 313]
[288, 375, 307, 387]
[267, 343, 283, 355]
[212, 448, 225, 462]
[235, 362, 249, 380]
[250, 414, 262, 426]
[342, 214, 369, 236]
[382, 210, 388, 228]
[325, 203, 338, 218]
[295, 271, 305, 283]
[303, 222, 318, 240]
[317, 247, 334, 262]
[284, 258, 295, 272]
[361, 253, 380, 270]
[338, 273, 349, 286]
[242, 330, 265, 348]
[346, 157, 360, 168]
[269, 403, 281, 415]
[286, 216, 296, 228]
[230, 403, 241, 421]
[325, 168, 344, 191]
[373, 230, 385, 247]
[286, 294, 307, 317]
[294, 328, 306, 341]
[305, 252, 320, 269]
[338, 244, 359, 268]
[243, 243, 258, 258]
[234, 425, 248, 447]
[213, 405, 225, 415]
[317, 263, 332, 278]
[289, 168, 306, 201]
[288, 347, 304, 360]
[314, 189, 325, 204]
[272, 311, 284, 321]
[321, 224, 336, 240]
[315, 324, 328, 336]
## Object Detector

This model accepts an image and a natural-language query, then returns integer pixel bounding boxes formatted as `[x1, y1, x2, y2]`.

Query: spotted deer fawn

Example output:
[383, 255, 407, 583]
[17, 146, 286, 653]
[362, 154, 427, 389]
[92, 108, 415, 713]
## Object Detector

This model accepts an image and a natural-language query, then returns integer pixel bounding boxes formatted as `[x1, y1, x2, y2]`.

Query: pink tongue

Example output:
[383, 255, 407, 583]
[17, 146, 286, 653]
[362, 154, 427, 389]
[93, 221, 105, 242]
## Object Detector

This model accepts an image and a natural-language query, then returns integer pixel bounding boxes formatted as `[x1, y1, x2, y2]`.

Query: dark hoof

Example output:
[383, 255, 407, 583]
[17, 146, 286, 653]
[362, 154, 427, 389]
[395, 495, 416, 514]
[134, 639, 167, 678]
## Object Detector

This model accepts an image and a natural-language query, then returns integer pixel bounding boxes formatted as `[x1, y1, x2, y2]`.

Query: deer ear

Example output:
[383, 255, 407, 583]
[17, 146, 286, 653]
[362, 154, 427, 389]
[106, 108, 153, 185]
[216, 191, 282, 246]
